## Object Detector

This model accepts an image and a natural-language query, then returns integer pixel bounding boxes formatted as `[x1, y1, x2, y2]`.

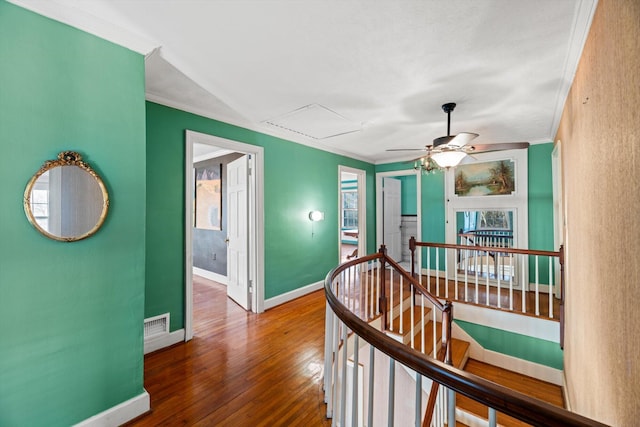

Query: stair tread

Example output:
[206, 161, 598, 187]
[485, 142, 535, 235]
[456, 359, 563, 427]
[389, 305, 432, 335]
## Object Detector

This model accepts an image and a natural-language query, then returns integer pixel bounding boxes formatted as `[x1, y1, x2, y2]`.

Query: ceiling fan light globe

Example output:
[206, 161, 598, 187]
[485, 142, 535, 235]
[431, 151, 467, 168]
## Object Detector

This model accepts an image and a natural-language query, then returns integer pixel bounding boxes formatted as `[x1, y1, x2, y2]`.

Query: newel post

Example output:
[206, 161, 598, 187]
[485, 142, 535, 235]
[409, 236, 416, 279]
[442, 301, 454, 366]
[379, 244, 388, 330]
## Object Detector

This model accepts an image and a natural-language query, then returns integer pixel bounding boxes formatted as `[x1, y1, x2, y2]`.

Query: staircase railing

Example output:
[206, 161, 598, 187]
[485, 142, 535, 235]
[323, 246, 605, 427]
[324, 246, 453, 426]
[410, 237, 564, 325]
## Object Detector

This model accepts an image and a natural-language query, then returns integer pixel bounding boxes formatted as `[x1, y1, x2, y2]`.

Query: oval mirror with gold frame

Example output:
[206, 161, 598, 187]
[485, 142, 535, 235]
[23, 151, 109, 242]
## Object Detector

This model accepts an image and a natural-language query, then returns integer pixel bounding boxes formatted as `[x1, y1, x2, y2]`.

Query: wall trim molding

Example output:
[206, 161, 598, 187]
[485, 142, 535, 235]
[453, 323, 563, 385]
[73, 390, 150, 427]
[193, 267, 228, 286]
[144, 329, 185, 355]
[264, 281, 324, 310]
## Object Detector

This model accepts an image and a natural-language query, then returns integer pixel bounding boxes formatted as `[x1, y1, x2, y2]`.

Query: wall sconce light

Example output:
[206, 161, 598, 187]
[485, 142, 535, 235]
[309, 210, 325, 221]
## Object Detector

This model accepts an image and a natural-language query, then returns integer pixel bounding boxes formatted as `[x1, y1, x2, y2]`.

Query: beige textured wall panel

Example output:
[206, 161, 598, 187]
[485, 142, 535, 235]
[555, 0, 640, 425]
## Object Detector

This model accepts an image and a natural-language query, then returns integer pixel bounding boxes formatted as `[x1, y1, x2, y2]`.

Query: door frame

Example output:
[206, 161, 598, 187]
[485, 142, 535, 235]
[338, 166, 367, 264]
[185, 130, 265, 341]
[375, 169, 422, 264]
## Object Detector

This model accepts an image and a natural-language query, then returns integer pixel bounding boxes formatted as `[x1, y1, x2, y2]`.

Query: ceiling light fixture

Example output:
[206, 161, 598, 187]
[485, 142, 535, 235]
[431, 151, 467, 168]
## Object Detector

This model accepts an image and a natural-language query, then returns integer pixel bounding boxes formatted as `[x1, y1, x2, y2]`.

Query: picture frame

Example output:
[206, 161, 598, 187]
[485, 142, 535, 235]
[194, 164, 222, 230]
[454, 159, 516, 197]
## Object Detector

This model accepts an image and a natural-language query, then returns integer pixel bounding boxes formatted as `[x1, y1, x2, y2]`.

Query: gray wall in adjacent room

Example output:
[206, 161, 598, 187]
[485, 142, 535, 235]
[193, 152, 243, 275]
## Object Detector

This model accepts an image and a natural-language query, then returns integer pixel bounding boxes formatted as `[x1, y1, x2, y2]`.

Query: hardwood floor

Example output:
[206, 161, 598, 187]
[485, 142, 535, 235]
[458, 359, 564, 426]
[127, 275, 563, 427]
[126, 276, 332, 426]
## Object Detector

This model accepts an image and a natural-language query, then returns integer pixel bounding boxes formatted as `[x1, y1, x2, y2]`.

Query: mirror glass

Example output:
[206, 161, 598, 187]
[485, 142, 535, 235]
[24, 151, 109, 241]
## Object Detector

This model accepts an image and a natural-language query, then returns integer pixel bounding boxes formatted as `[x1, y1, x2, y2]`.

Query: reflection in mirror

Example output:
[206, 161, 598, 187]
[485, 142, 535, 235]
[24, 151, 109, 242]
[456, 209, 516, 282]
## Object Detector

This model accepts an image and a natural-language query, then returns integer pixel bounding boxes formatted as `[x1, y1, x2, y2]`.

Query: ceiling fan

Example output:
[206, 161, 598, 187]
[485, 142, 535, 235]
[388, 102, 529, 169]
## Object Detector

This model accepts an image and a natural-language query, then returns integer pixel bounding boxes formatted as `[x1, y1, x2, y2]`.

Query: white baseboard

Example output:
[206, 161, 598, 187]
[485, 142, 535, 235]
[74, 390, 150, 427]
[264, 280, 324, 310]
[144, 329, 185, 354]
[453, 323, 563, 385]
[193, 267, 228, 285]
[453, 303, 559, 342]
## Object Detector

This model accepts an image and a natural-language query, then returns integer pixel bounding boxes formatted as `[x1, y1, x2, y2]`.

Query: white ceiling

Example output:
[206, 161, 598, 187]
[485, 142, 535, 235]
[12, 0, 597, 164]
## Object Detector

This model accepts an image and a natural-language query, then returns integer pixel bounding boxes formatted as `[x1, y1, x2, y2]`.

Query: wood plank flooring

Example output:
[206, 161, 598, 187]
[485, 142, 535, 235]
[125, 276, 332, 426]
[127, 275, 563, 427]
[457, 359, 564, 426]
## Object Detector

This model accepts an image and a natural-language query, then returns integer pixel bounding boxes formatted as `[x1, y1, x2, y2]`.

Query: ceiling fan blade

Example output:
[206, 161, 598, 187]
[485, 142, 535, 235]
[467, 142, 530, 153]
[433, 135, 455, 147]
[386, 148, 428, 152]
[448, 132, 479, 147]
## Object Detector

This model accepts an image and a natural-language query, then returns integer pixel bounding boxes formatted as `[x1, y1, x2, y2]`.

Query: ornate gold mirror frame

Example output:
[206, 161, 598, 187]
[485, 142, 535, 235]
[23, 151, 110, 242]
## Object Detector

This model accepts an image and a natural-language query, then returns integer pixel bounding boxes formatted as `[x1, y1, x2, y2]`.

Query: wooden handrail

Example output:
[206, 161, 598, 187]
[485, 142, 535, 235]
[374, 245, 453, 427]
[413, 237, 560, 257]
[324, 262, 608, 427]
[383, 248, 447, 312]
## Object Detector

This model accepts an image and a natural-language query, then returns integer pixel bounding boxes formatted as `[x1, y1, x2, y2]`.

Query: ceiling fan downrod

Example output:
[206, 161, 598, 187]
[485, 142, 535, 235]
[442, 102, 456, 136]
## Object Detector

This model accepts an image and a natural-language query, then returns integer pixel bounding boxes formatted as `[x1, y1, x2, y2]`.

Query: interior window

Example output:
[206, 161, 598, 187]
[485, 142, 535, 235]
[342, 191, 358, 228]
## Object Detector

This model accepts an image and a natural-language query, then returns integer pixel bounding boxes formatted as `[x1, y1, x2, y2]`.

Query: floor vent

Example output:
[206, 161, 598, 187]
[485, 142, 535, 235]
[144, 313, 169, 340]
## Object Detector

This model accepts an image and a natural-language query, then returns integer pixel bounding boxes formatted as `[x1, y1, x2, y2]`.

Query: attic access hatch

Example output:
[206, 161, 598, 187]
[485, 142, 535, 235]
[263, 103, 361, 139]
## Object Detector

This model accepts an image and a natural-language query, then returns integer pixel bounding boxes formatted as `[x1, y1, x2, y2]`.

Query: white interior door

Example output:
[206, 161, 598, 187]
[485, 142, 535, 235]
[383, 177, 402, 260]
[227, 155, 250, 310]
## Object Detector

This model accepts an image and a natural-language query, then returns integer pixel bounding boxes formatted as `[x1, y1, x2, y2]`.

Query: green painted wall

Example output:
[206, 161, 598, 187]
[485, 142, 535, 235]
[528, 143, 555, 284]
[376, 146, 555, 272]
[0, 3, 146, 426]
[455, 320, 563, 369]
[375, 164, 445, 267]
[398, 175, 417, 215]
[146, 102, 375, 329]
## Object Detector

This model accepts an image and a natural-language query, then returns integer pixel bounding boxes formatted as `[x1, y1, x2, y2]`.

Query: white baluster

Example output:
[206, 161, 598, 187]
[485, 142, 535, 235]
[435, 248, 440, 297]
[399, 275, 404, 335]
[421, 294, 425, 353]
[376, 260, 381, 314]
[388, 358, 395, 426]
[415, 372, 422, 427]
[427, 247, 431, 293]
[390, 268, 394, 332]
[339, 321, 348, 427]
[489, 407, 497, 427]
[509, 253, 514, 311]
[474, 249, 479, 304]
[410, 284, 415, 348]
[367, 345, 375, 427]
[549, 257, 554, 318]
[444, 248, 449, 299]
[535, 255, 540, 316]
[485, 250, 490, 306]
[351, 335, 359, 427]
[521, 255, 526, 314]
[497, 252, 501, 309]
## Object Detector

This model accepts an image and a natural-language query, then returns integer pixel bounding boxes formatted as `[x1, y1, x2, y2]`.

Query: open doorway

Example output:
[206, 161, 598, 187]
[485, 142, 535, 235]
[338, 166, 366, 264]
[192, 147, 243, 285]
[376, 170, 421, 270]
[185, 130, 265, 341]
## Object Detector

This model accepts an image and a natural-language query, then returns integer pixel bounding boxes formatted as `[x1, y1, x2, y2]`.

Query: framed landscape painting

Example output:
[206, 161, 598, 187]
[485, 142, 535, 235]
[454, 159, 515, 197]
[195, 164, 222, 230]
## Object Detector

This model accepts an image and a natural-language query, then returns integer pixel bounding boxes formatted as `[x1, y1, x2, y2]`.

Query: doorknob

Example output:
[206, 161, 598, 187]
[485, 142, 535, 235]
[225, 237, 230, 245]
